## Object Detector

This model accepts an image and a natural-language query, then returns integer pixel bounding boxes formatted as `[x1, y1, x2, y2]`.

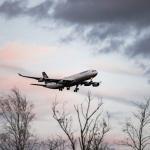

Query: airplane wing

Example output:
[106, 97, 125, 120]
[44, 78, 72, 83]
[18, 73, 41, 80]
[18, 73, 73, 83]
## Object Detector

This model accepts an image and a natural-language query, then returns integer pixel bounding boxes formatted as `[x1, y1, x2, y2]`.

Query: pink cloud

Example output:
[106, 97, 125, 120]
[0, 42, 55, 63]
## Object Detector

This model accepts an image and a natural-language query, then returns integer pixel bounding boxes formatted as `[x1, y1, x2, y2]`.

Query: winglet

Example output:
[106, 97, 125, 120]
[18, 73, 23, 76]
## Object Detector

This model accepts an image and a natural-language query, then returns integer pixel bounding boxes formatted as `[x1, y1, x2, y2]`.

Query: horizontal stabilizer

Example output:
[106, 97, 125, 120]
[30, 83, 46, 87]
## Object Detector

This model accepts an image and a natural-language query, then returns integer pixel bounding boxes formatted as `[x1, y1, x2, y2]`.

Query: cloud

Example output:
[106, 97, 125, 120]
[94, 91, 138, 107]
[0, 0, 26, 18]
[53, 0, 150, 59]
[125, 33, 150, 58]
[80, 88, 138, 107]
[1, 0, 150, 82]
[0, 0, 53, 19]
[0, 42, 53, 63]
[145, 68, 150, 75]
[97, 30, 150, 63]
[27, 0, 53, 19]
[54, 0, 150, 26]
[1, 0, 150, 59]
[0, 64, 29, 74]
[132, 61, 150, 83]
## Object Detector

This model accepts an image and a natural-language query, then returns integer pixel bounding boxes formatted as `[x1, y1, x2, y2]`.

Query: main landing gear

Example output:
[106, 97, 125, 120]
[59, 86, 79, 92]
[90, 78, 93, 84]
[59, 88, 63, 91]
[74, 85, 79, 92]
[67, 87, 70, 90]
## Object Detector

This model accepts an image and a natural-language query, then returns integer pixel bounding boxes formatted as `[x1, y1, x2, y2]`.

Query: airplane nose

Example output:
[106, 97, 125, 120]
[95, 71, 98, 75]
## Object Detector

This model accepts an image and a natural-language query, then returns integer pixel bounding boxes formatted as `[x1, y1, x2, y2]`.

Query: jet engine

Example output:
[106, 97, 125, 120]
[92, 82, 99, 87]
[84, 82, 92, 86]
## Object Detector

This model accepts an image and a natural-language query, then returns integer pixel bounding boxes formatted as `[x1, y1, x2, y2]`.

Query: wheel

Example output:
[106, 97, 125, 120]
[59, 88, 63, 91]
[67, 87, 70, 90]
[74, 87, 79, 92]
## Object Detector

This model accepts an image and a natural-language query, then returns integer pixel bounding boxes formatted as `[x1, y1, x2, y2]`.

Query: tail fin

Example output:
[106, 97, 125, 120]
[42, 72, 48, 78]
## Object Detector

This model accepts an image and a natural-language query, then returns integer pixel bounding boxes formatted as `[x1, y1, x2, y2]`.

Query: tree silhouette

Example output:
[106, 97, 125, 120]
[121, 98, 150, 150]
[45, 136, 67, 150]
[0, 88, 35, 150]
[52, 100, 76, 150]
[52, 92, 110, 150]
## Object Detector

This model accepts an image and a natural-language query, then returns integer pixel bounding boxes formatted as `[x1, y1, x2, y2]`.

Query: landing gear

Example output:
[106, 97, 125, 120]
[74, 88, 79, 92]
[90, 78, 93, 84]
[67, 87, 70, 90]
[74, 85, 79, 92]
[59, 88, 63, 91]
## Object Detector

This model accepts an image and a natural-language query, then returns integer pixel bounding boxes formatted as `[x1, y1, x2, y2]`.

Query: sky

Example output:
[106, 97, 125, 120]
[0, 0, 150, 149]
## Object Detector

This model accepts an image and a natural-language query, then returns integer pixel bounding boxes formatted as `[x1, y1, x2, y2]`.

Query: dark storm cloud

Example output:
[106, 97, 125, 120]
[27, 0, 53, 19]
[54, 0, 150, 26]
[125, 34, 150, 83]
[86, 24, 127, 40]
[0, 0, 25, 18]
[0, 0, 150, 79]
[0, 0, 53, 19]
[97, 29, 150, 58]
[84, 24, 127, 53]
[125, 34, 150, 58]
[53, 0, 150, 58]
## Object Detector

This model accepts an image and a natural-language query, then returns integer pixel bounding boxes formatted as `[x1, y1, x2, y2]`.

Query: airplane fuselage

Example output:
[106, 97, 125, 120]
[45, 70, 97, 89]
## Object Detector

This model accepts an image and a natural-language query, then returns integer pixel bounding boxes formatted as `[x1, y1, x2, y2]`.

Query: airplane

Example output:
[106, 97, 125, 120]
[18, 69, 100, 92]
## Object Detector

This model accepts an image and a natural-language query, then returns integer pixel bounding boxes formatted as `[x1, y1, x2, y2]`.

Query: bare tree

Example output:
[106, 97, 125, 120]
[121, 98, 150, 150]
[45, 136, 67, 150]
[52, 101, 76, 150]
[0, 88, 35, 150]
[52, 92, 110, 150]
[74, 92, 110, 150]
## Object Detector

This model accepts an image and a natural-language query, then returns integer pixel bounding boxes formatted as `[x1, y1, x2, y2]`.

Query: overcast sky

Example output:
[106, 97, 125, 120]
[0, 0, 150, 149]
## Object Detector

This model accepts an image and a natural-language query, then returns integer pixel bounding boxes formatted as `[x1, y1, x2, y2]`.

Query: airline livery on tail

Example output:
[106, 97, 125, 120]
[18, 70, 100, 92]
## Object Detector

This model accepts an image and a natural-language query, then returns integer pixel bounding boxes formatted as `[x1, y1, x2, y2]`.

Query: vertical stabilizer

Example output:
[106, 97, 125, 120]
[42, 72, 48, 78]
